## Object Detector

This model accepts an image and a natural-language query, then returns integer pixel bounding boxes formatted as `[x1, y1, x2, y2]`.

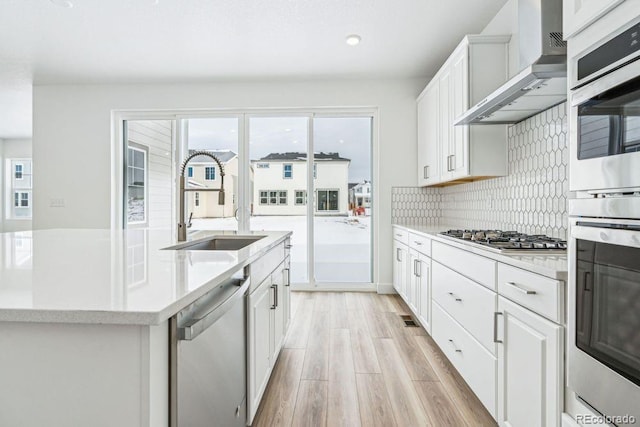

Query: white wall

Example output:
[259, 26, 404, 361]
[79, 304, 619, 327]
[33, 78, 424, 288]
[1, 138, 32, 232]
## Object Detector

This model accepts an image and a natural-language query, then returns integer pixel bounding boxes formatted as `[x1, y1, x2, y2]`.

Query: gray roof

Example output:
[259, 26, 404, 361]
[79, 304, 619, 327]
[188, 149, 237, 164]
[254, 152, 350, 162]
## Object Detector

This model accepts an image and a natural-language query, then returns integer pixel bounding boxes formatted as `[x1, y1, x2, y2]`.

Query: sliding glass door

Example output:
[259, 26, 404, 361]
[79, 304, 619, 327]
[122, 112, 373, 288]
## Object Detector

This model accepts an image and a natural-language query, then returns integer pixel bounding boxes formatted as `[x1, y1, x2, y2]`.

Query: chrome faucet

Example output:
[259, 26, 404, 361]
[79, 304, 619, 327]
[178, 151, 226, 241]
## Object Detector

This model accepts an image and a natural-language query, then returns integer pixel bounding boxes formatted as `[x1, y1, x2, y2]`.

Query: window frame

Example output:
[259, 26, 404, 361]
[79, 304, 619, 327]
[316, 189, 340, 212]
[283, 163, 293, 179]
[14, 192, 30, 208]
[295, 190, 307, 206]
[260, 190, 288, 205]
[259, 190, 269, 205]
[187, 166, 194, 178]
[14, 163, 24, 180]
[205, 166, 216, 181]
[194, 192, 200, 207]
[126, 143, 149, 226]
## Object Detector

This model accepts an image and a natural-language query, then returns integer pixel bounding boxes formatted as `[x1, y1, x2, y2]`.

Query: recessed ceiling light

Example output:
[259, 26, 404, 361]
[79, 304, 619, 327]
[346, 34, 361, 46]
[50, 0, 74, 8]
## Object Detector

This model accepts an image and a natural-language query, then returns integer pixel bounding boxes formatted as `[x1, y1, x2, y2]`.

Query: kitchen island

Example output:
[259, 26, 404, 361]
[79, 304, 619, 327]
[0, 228, 292, 427]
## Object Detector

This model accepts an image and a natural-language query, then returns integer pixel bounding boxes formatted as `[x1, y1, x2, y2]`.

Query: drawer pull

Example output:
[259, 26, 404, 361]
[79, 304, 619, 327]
[494, 312, 503, 343]
[506, 281, 537, 295]
[414, 241, 423, 245]
[448, 339, 462, 353]
[448, 292, 462, 302]
[396, 233, 402, 237]
[285, 244, 293, 249]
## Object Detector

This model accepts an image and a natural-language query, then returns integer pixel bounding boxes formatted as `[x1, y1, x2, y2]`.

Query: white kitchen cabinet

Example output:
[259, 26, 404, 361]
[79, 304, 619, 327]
[416, 253, 431, 332]
[282, 257, 291, 332]
[393, 239, 409, 299]
[270, 262, 286, 362]
[563, 0, 624, 39]
[496, 296, 563, 427]
[408, 249, 421, 314]
[417, 35, 510, 186]
[248, 275, 272, 422]
[417, 83, 440, 186]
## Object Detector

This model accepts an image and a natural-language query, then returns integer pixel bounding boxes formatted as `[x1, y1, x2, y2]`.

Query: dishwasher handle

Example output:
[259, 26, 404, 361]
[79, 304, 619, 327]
[178, 276, 251, 341]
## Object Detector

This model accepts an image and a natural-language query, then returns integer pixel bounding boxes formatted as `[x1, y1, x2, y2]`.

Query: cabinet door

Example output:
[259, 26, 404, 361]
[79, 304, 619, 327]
[270, 270, 285, 363]
[418, 255, 431, 332]
[450, 47, 469, 179]
[418, 83, 440, 185]
[393, 240, 408, 298]
[439, 68, 452, 180]
[282, 258, 291, 332]
[497, 296, 563, 427]
[248, 277, 273, 422]
[408, 250, 420, 313]
[563, 0, 624, 39]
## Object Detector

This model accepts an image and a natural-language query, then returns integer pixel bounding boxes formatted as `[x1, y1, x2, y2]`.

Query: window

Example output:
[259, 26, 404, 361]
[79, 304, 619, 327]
[316, 189, 339, 211]
[205, 166, 216, 180]
[313, 163, 317, 179]
[195, 192, 200, 207]
[366, 187, 370, 194]
[187, 166, 193, 178]
[14, 192, 29, 208]
[295, 190, 307, 205]
[14, 163, 23, 180]
[7, 159, 33, 219]
[259, 191, 269, 205]
[260, 190, 287, 205]
[283, 163, 293, 179]
[127, 145, 147, 224]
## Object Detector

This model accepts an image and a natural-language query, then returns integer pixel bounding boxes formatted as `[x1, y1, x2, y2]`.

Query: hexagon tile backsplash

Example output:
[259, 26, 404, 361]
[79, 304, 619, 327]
[392, 102, 568, 240]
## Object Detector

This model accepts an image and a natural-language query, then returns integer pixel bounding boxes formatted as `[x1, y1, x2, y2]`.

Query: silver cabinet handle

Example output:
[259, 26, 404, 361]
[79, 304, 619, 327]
[423, 165, 429, 179]
[271, 284, 277, 309]
[395, 233, 402, 237]
[284, 268, 290, 287]
[505, 281, 536, 295]
[494, 312, 503, 343]
[396, 248, 402, 262]
[285, 244, 292, 249]
[414, 240, 423, 245]
[416, 260, 421, 277]
[448, 339, 462, 353]
[448, 292, 462, 302]
[450, 154, 455, 170]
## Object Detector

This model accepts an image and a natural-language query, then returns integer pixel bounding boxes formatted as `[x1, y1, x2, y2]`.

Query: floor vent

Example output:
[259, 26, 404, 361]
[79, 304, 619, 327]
[400, 314, 419, 327]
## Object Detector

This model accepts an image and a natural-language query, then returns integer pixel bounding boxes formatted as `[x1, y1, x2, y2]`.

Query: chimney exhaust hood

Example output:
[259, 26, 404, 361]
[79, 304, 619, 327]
[455, 0, 567, 125]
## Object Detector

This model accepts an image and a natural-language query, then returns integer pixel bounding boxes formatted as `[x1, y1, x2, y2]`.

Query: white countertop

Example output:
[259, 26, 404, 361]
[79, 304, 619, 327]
[394, 224, 568, 280]
[0, 229, 291, 325]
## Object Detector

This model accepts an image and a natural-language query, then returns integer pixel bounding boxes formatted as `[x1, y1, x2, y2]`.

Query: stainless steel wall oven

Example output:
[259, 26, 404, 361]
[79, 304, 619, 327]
[569, 18, 640, 425]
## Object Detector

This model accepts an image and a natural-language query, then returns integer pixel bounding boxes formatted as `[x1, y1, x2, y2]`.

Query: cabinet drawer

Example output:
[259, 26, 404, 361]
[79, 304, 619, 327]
[393, 226, 409, 245]
[497, 263, 563, 323]
[432, 302, 497, 418]
[249, 243, 284, 294]
[432, 261, 497, 354]
[409, 232, 431, 256]
[432, 241, 496, 290]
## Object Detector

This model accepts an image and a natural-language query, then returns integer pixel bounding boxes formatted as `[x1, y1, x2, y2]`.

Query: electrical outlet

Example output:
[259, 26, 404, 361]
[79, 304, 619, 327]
[49, 198, 65, 208]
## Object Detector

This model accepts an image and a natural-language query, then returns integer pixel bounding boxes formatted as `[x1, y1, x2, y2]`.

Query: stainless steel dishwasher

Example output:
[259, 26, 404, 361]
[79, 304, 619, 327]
[170, 269, 250, 427]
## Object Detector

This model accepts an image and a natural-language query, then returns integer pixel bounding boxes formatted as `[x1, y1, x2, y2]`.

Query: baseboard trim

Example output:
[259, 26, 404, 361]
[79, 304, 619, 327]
[376, 283, 396, 294]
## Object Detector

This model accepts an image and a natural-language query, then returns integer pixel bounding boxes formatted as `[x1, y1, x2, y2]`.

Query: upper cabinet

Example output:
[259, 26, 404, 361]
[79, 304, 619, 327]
[563, 0, 625, 39]
[417, 35, 510, 187]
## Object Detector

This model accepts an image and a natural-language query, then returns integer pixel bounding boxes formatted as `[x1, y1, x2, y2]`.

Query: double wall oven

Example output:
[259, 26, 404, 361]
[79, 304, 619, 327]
[568, 19, 640, 424]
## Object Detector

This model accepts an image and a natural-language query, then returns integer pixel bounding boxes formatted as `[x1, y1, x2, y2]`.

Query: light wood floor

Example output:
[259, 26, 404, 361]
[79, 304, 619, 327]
[252, 292, 497, 427]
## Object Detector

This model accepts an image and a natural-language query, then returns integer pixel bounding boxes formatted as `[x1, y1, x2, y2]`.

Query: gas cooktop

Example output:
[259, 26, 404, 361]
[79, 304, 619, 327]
[439, 230, 567, 254]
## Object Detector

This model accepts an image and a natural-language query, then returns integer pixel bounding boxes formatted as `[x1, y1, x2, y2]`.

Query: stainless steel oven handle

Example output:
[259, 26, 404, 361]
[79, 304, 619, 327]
[571, 219, 640, 249]
[505, 281, 537, 295]
[178, 276, 250, 341]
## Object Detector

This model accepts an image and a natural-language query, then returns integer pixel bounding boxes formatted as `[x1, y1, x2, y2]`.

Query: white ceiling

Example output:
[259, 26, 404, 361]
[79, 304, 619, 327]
[0, 0, 507, 138]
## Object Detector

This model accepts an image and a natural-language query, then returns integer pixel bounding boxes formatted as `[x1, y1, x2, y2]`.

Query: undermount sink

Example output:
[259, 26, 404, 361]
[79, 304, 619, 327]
[164, 236, 265, 251]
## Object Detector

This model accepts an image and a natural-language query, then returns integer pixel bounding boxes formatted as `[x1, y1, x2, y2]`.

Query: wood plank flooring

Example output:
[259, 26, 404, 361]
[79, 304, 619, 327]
[251, 292, 497, 427]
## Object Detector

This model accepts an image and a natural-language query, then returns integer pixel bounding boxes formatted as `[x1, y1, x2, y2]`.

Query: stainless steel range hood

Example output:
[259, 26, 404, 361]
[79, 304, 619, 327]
[455, 0, 567, 125]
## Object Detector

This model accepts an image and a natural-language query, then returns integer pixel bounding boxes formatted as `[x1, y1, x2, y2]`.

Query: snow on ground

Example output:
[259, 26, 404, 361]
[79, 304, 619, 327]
[191, 215, 371, 283]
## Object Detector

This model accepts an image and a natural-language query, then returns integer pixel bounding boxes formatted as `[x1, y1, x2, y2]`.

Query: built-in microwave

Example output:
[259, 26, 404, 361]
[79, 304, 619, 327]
[570, 20, 640, 193]
[568, 198, 640, 425]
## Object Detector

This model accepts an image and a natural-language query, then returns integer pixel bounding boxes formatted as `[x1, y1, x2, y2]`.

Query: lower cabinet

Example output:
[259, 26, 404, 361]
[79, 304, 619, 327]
[496, 296, 563, 427]
[393, 239, 408, 298]
[248, 258, 291, 424]
[432, 302, 497, 418]
[409, 249, 431, 332]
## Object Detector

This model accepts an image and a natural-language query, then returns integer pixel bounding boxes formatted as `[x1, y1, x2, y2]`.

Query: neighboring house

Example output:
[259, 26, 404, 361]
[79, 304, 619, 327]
[186, 149, 243, 219]
[252, 152, 350, 215]
[349, 180, 372, 210]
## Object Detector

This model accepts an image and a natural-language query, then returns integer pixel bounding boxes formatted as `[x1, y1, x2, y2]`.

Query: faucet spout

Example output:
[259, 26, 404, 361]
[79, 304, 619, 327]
[177, 150, 226, 242]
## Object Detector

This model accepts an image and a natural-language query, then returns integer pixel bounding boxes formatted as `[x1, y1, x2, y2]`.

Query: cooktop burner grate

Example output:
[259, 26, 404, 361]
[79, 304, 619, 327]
[439, 229, 567, 253]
